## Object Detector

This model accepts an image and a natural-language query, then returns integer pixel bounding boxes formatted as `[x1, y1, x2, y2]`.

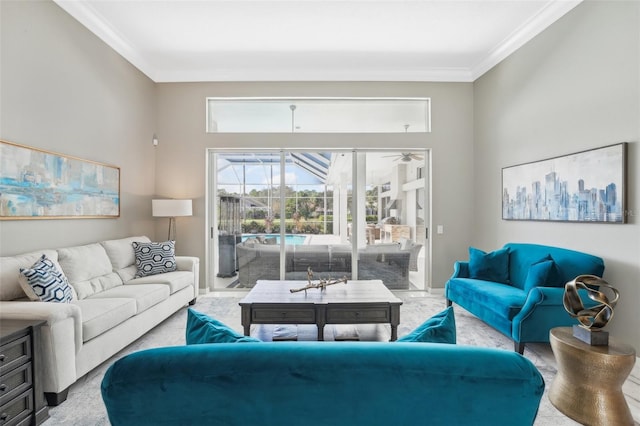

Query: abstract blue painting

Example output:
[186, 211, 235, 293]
[0, 140, 120, 219]
[502, 143, 626, 223]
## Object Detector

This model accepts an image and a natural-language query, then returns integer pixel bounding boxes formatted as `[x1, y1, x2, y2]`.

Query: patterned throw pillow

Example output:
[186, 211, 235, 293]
[19, 254, 73, 303]
[132, 241, 177, 278]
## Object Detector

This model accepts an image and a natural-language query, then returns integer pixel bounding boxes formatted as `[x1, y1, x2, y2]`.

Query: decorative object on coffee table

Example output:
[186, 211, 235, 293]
[562, 274, 619, 346]
[289, 267, 347, 294]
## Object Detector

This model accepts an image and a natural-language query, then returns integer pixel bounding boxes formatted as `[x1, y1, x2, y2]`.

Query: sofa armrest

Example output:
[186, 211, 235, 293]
[0, 300, 82, 394]
[451, 261, 470, 278]
[0, 301, 82, 353]
[176, 256, 199, 294]
[176, 256, 198, 272]
[512, 287, 593, 344]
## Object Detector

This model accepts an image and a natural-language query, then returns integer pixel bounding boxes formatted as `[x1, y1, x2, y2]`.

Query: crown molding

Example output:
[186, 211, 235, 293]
[53, 0, 158, 81]
[54, 0, 582, 83]
[153, 67, 474, 83]
[470, 0, 582, 80]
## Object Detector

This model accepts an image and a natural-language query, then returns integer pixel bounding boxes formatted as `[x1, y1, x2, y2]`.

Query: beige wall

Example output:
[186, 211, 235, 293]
[0, 0, 157, 255]
[155, 82, 474, 290]
[474, 0, 640, 349]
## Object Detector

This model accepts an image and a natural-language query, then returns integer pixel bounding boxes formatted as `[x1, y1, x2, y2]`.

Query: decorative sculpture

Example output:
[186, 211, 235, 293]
[563, 274, 619, 345]
[290, 267, 348, 294]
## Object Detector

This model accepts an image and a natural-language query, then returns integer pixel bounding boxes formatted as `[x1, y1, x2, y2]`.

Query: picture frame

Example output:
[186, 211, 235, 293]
[0, 140, 120, 219]
[502, 143, 627, 223]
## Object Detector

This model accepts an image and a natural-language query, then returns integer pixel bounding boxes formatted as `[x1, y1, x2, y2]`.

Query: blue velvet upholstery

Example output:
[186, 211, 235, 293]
[469, 246, 510, 284]
[523, 257, 555, 293]
[445, 243, 605, 352]
[186, 308, 261, 344]
[102, 342, 544, 426]
[397, 306, 456, 343]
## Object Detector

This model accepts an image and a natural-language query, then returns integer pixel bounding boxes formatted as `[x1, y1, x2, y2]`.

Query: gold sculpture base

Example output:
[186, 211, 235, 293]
[549, 327, 636, 426]
[573, 324, 609, 346]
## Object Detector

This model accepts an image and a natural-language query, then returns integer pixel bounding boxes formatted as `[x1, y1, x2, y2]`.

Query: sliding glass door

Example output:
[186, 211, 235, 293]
[209, 149, 428, 291]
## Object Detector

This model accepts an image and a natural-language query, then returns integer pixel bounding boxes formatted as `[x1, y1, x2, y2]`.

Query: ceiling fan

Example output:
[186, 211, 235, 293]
[382, 152, 424, 162]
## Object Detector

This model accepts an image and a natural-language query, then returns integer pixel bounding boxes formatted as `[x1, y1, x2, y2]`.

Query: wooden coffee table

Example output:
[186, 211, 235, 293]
[239, 280, 402, 341]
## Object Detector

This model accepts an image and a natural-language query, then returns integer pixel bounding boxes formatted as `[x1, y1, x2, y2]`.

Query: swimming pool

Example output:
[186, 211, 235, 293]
[241, 234, 308, 245]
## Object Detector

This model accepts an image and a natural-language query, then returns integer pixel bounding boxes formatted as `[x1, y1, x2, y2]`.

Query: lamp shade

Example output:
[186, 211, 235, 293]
[152, 199, 192, 217]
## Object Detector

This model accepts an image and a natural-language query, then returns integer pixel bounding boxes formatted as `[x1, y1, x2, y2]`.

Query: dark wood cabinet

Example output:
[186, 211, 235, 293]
[0, 320, 48, 426]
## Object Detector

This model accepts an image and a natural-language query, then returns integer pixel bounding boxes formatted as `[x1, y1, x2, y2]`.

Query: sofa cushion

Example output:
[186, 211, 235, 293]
[58, 243, 123, 299]
[88, 284, 170, 314]
[101, 236, 151, 274]
[126, 271, 193, 294]
[0, 249, 59, 301]
[19, 254, 74, 303]
[469, 247, 510, 284]
[114, 265, 138, 283]
[133, 241, 177, 278]
[447, 278, 527, 321]
[186, 308, 261, 344]
[74, 298, 137, 342]
[397, 306, 456, 344]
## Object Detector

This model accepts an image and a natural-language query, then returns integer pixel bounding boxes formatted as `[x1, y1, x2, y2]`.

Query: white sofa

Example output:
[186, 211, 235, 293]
[0, 236, 199, 405]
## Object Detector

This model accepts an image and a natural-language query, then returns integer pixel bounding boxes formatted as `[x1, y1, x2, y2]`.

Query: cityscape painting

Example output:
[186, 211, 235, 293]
[0, 140, 120, 219]
[502, 143, 627, 223]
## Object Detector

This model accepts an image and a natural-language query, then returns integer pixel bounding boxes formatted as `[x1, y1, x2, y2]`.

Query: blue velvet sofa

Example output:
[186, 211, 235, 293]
[101, 342, 544, 426]
[445, 243, 605, 354]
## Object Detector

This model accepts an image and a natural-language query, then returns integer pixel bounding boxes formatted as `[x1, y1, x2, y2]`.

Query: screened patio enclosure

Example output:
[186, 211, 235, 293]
[209, 150, 428, 291]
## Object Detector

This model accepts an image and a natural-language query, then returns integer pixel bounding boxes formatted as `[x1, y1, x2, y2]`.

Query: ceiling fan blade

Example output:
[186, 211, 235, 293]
[410, 154, 424, 160]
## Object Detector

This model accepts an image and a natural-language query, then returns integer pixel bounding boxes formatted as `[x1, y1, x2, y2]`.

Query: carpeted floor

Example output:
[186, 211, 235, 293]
[44, 292, 580, 426]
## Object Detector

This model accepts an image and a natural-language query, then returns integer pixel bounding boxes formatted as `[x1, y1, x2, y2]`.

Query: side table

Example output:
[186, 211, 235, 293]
[0, 320, 49, 426]
[548, 327, 636, 426]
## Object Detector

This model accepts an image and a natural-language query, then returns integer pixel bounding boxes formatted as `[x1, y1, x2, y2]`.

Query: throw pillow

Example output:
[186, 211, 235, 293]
[524, 254, 562, 291]
[19, 254, 73, 303]
[396, 306, 456, 344]
[132, 240, 177, 278]
[186, 308, 261, 344]
[468, 246, 510, 284]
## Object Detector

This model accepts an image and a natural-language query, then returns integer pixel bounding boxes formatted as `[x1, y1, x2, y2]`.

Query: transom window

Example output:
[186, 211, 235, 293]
[206, 97, 431, 133]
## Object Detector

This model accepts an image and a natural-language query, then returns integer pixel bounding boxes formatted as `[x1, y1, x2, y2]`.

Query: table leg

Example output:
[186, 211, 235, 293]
[240, 306, 251, 336]
[390, 305, 400, 341]
[390, 325, 398, 342]
[317, 306, 326, 341]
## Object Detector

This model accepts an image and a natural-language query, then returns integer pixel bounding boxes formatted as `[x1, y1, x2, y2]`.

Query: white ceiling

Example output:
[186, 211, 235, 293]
[53, 0, 582, 83]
